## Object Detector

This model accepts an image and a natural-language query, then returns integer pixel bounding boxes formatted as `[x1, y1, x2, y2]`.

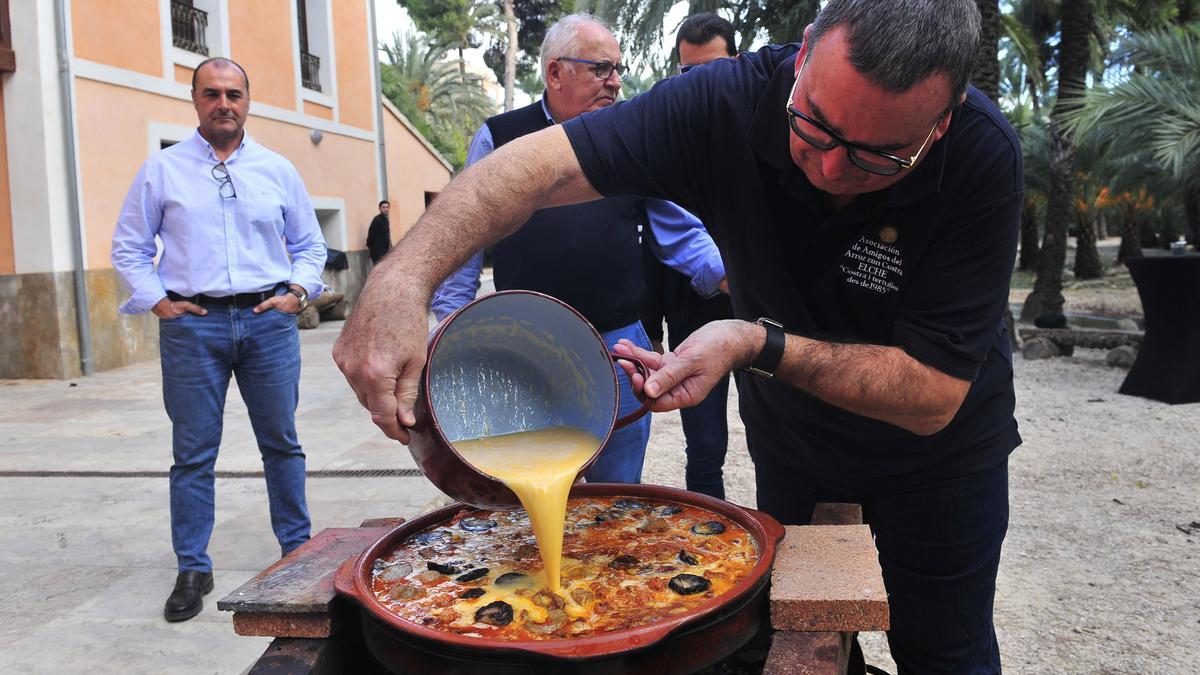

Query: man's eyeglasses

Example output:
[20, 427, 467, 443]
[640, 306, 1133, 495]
[785, 56, 939, 176]
[212, 161, 237, 199]
[557, 57, 628, 81]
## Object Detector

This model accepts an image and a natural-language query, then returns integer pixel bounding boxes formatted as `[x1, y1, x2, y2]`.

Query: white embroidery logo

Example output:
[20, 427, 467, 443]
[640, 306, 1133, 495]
[840, 236, 902, 295]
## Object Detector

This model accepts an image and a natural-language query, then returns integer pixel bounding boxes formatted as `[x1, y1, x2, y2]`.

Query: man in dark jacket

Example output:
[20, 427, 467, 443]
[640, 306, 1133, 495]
[366, 200, 390, 264]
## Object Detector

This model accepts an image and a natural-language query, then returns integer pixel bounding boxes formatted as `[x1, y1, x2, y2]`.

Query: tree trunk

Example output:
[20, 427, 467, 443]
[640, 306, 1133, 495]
[1029, 0, 1091, 322]
[1117, 205, 1143, 263]
[972, 0, 1001, 102]
[1073, 209, 1104, 279]
[1018, 198, 1040, 271]
[1178, 0, 1196, 24]
[458, 45, 467, 79]
[1031, 120, 1073, 319]
[1185, 186, 1200, 247]
[503, 0, 517, 112]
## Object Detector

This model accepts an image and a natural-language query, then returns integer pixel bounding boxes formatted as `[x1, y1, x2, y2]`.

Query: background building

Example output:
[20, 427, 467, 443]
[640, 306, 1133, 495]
[0, 0, 452, 379]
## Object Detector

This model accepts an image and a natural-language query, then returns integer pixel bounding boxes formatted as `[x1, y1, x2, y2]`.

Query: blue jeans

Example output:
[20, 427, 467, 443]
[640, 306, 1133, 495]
[159, 304, 311, 573]
[585, 321, 653, 483]
[668, 318, 730, 500]
[752, 443, 1008, 675]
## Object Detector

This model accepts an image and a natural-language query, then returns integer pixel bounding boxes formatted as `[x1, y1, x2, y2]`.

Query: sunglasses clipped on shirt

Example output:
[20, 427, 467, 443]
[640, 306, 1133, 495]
[556, 57, 629, 81]
[212, 161, 237, 199]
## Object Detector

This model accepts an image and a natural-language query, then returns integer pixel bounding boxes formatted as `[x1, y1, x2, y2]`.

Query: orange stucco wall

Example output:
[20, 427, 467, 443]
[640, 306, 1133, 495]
[303, 100, 333, 120]
[72, 0, 162, 77]
[228, 0, 296, 110]
[0, 85, 13, 275]
[73, 79, 379, 269]
[384, 108, 453, 242]
[333, 0, 374, 131]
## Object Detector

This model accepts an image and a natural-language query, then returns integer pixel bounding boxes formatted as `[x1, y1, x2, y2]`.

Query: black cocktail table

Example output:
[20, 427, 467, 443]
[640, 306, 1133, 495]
[1120, 255, 1200, 403]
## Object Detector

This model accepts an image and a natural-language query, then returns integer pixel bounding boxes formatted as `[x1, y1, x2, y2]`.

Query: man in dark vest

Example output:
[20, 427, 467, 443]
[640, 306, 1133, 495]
[431, 13, 725, 484]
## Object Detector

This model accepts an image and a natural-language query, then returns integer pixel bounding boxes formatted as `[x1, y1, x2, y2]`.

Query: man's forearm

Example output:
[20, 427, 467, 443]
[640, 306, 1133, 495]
[763, 331, 970, 436]
[370, 127, 600, 299]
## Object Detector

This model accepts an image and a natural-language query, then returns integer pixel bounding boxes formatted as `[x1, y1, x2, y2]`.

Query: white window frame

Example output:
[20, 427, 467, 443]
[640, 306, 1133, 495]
[161, 0, 231, 78]
[310, 196, 347, 251]
[146, 121, 195, 157]
[293, 0, 338, 114]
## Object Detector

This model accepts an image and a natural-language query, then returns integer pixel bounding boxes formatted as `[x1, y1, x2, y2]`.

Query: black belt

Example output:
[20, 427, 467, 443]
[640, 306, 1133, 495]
[167, 282, 286, 308]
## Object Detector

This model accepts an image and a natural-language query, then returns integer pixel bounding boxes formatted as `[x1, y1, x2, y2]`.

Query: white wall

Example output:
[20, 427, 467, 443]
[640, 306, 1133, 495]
[4, 0, 79, 274]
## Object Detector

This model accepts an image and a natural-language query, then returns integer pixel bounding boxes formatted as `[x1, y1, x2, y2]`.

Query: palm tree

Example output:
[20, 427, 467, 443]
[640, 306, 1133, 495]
[1027, 0, 1092, 324]
[400, 0, 502, 78]
[975, 0, 1003, 101]
[1061, 23, 1200, 245]
[380, 31, 498, 170]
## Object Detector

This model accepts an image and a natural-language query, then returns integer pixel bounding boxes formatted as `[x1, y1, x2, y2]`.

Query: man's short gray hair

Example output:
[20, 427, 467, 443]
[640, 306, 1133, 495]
[809, 0, 980, 107]
[539, 13, 615, 81]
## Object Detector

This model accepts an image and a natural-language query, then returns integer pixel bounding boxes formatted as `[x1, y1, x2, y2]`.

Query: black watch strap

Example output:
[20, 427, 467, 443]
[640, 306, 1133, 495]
[747, 318, 784, 378]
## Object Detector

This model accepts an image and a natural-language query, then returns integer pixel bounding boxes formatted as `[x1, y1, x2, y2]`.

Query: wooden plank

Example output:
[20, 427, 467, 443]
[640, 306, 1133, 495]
[218, 527, 391, 615]
[358, 517, 406, 529]
[770, 525, 889, 632]
[247, 637, 330, 674]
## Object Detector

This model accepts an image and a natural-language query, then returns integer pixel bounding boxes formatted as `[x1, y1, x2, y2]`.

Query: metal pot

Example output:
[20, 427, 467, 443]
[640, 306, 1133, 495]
[408, 291, 650, 510]
[334, 483, 785, 675]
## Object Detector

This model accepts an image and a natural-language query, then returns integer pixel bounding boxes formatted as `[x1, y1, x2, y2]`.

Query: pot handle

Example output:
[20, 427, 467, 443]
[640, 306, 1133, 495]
[611, 353, 653, 429]
[332, 556, 361, 599]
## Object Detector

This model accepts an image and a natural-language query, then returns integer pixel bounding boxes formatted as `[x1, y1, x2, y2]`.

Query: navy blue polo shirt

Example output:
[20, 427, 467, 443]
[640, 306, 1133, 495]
[563, 43, 1023, 491]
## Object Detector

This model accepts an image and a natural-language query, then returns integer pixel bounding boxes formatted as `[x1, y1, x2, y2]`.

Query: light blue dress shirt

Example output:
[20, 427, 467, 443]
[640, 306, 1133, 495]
[430, 99, 724, 321]
[112, 130, 327, 314]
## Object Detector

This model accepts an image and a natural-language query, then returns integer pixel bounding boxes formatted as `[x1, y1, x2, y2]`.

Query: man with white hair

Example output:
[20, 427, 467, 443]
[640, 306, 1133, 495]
[431, 14, 725, 484]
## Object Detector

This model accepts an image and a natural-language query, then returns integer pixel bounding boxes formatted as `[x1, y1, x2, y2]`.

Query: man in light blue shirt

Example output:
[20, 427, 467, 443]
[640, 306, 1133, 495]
[430, 14, 726, 485]
[111, 57, 326, 623]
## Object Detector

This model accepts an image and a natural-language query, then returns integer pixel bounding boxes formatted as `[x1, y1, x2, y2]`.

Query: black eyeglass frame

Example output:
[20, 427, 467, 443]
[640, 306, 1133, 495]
[784, 55, 939, 177]
[212, 161, 238, 199]
[556, 57, 629, 81]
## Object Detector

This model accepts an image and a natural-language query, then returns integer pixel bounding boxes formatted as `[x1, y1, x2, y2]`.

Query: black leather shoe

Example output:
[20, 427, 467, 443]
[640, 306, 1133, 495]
[164, 571, 214, 622]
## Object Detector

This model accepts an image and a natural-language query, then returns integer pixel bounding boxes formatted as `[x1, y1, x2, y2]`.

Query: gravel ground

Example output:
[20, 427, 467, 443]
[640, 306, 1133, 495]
[642, 250, 1200, 673]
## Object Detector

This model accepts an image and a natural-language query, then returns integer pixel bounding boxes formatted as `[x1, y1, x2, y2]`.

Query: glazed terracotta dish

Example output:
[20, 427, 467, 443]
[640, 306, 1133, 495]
[369, 496, 759, 640]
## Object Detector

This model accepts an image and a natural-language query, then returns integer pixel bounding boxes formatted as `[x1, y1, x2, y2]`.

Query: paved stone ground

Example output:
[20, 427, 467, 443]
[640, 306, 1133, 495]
[0, 322, 442, 674]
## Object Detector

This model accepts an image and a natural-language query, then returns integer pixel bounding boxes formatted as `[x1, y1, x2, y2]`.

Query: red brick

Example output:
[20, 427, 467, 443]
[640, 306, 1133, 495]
[232, 611, 332, 639]
[763, 631, 852, 675]
[770, 525, 889, 632]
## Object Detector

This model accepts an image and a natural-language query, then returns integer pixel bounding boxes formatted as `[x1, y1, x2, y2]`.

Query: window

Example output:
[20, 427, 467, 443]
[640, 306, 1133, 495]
[170, 0, 209, 56]
[310, 198, 347, 251]
[167, 0, 226, 70]
[297, 0, 319, 91]
[296, 0, 331, 95]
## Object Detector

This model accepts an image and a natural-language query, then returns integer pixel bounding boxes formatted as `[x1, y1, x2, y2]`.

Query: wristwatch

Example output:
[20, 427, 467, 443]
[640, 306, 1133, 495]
[286, 286, 309, 311]
[746, 317, 785, 378]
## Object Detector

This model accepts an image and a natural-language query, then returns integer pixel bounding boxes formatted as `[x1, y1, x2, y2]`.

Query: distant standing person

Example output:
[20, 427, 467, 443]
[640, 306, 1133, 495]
[658, 12, 740, 500]
[111, 57, 327, 623]
[367, 200, 391, 264]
